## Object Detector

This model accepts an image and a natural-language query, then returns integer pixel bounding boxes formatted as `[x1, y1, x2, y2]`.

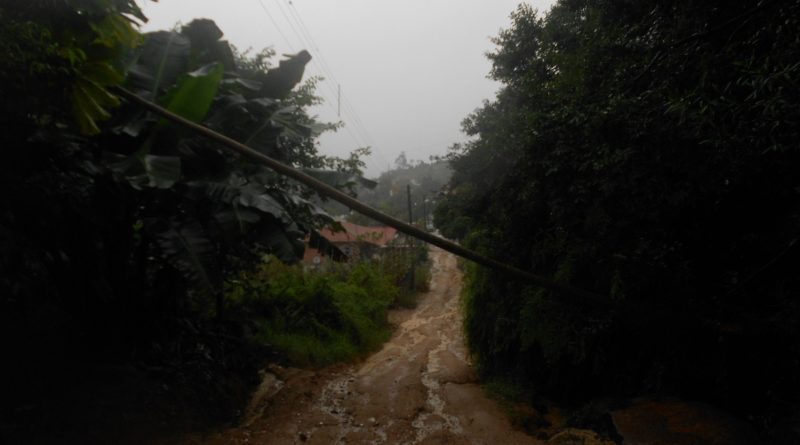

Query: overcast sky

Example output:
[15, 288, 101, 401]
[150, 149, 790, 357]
[139, 0, 556, 177]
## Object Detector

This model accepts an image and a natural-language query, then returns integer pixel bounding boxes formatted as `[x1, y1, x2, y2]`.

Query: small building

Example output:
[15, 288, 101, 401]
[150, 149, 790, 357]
[303, 222, 399, 268]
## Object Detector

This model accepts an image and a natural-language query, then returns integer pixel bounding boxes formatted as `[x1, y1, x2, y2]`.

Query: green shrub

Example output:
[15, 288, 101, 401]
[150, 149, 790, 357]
[445, 1, 800, 435]
[373, 245, 431, 308]
[226, 259, 399, 366]
[413, 261, 431, 293]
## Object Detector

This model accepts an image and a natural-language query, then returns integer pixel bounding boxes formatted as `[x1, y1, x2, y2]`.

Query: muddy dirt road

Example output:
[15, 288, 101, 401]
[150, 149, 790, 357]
[178, 247, 541, 445]
[169, 247, 758, 445]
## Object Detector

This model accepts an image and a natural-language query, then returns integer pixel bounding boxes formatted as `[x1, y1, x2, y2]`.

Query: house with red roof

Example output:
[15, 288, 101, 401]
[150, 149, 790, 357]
[303, 221, 399, 268]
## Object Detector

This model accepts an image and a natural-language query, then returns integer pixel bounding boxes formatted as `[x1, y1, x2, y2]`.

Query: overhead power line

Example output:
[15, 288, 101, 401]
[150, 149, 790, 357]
[270, 0, 306, 53]
[278, 0, 389, 168]
[252, 0, 381, 172]
[283, 2, 378, 137]
[254, 0, 294, 51]
[253, 0, 393, 172]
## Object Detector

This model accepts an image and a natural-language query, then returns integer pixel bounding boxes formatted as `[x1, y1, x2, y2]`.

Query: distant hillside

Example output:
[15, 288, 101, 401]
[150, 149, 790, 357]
[321, 155, 451, 227]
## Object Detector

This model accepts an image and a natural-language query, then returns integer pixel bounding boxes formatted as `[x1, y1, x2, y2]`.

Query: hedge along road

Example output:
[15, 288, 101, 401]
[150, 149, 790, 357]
[115, 87, 606, 307]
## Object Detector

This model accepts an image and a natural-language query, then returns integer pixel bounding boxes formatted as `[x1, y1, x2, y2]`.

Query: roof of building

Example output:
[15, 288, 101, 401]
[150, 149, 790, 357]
[302, 245, 321, 263]
[318, 221, 398, 247]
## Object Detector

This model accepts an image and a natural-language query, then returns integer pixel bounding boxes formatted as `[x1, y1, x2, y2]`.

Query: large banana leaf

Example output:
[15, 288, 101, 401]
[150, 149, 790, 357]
[106, 152, 181, 189]
[252, 221, 305, 263]
[269, 106, 314, 140]
[161, 63, 224, 123]
[154, 220, 217, 299]
[186, 179, 290, 223]
[238, 185, 290, 222]
[119, 30, 192, 138]
[214, 205, 261, 237]
[126, 31, 191, 98]
[184, 179, 301, 247]
[112, 63, 223, 180]
[220, 76, 262, 92]
[67, 13, 139, 134]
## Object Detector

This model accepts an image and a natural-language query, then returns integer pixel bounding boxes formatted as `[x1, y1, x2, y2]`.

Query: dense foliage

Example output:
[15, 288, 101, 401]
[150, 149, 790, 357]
[335, 156, 451, 227]
[227, 259, 399, 366]
[436, 0, 800, 437]
[0, 2, 375, 443]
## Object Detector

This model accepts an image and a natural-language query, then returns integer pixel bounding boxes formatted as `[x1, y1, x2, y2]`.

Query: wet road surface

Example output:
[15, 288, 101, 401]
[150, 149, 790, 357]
[176, 247, 541, 445]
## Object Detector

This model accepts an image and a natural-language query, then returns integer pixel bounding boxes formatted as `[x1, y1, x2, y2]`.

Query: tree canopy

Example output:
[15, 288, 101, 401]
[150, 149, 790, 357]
[436, 0, 799, 437]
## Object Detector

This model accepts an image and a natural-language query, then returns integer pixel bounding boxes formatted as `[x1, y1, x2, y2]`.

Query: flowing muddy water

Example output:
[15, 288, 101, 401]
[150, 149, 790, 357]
[170, 247, 756, 445]
[178, 247, 542, 445]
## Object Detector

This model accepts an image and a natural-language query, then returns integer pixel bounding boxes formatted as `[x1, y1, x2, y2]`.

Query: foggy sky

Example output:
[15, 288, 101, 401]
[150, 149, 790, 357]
[139, 0, 556, 177]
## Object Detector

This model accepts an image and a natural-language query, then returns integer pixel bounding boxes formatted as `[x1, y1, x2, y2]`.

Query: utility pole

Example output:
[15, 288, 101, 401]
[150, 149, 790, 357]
[406, 184, 415, 291]
[406, 184, 413, 227]
[421, 193, 427, 232]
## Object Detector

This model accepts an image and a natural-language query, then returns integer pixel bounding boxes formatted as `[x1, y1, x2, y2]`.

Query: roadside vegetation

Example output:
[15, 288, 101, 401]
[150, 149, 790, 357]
[321, 156, 451, 228]
[0, 2, 423, 443]
[226, 246, 430, 367]
[436, 1, 800, 441]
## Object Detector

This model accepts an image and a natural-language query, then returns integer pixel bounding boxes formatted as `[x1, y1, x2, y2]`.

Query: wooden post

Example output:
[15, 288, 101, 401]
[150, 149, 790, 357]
[406, 184, 413, 226]
[406, 184, 415, 290]
[421, 193, 427, 231]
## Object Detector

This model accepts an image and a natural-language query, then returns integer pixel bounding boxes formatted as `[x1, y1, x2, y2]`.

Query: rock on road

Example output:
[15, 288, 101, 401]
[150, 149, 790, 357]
[177, 247, 542, 445]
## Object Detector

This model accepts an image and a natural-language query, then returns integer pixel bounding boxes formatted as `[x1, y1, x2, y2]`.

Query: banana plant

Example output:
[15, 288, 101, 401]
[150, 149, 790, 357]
[99, 19, 374, 312]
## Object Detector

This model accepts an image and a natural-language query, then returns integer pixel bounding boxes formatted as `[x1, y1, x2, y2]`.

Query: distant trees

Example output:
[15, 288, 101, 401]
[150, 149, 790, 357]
[344, 159, 451, 227]
[394, 151, 409, 169]
[437, 0, 800, 437]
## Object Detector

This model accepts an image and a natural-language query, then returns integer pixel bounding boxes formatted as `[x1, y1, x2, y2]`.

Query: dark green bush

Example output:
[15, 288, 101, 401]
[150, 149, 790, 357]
[226, 259, 399, 366]
[0, 5, 372, 441]
[374, 245, 430, 307]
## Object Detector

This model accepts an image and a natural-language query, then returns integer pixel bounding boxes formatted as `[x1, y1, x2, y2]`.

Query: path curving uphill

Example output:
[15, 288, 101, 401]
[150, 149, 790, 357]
[178, 247, 541, 445]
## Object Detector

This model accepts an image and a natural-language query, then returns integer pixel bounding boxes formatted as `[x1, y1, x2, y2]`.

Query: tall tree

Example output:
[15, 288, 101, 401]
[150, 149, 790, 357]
[438, 0, 800, 436]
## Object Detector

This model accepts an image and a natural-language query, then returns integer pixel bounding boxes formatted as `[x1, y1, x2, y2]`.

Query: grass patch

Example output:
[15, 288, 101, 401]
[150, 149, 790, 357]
[379, 245, 431, 308]
[226, 259, 398, 367]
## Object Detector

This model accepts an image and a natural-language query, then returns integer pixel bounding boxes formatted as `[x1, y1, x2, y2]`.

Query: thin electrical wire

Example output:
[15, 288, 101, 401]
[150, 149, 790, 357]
[270, 0, 306, 53]
[297, 49, 388, 170]
[252, 0, 379, 172]
[310, 81, 370, 150]
[259, 0, 389, 172]
[316, 79, 375, 150]
[254, 0, 295, 52]
[341, 97, 377, 145]
[283, 2, 344, 91]
[280, 0, 389, 166]
[304, 80, 382, 172]
[302, 81, 383, 173]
